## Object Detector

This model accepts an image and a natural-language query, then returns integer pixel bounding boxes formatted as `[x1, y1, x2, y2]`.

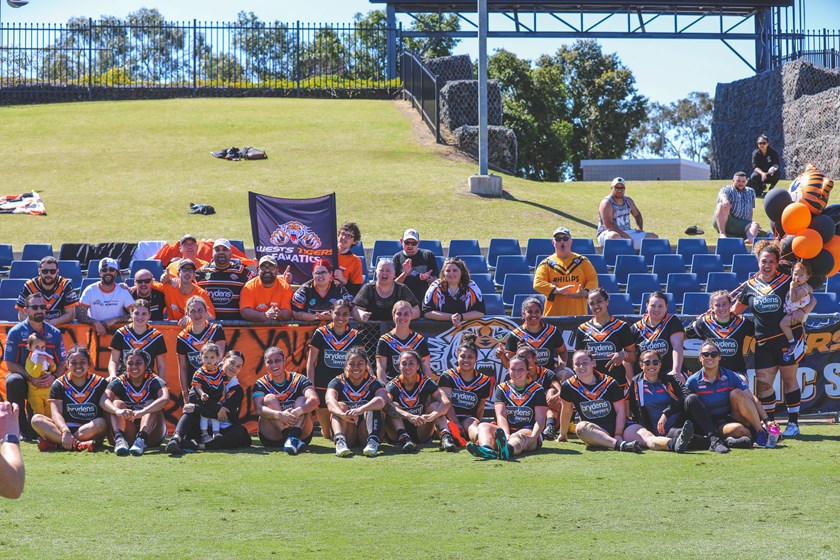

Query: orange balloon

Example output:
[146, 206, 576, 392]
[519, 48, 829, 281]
[781, 202, 812, 234]
[792, 229, 823, 259]
[825, 235, 840, 276]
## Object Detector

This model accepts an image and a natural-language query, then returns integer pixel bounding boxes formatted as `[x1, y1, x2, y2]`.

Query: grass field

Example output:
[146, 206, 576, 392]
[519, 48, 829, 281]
[2, 426, 839, 560]
[0, 98, 787, 251]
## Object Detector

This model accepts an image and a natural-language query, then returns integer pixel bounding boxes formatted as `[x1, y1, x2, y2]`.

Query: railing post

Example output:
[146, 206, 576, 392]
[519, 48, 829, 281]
[87, 17, 93, 100]
[386, 5, 396, 80]
[434, 76, 440, 143]
[295, 21, 300, 97]
[192, 19, 197, 95]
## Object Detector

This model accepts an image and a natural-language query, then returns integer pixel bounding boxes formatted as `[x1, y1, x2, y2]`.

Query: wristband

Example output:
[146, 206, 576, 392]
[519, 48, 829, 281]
[2, 434, 20, 445]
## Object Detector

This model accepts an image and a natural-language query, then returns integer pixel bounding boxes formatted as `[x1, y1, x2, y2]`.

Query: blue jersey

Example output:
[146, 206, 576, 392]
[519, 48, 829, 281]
[633, 376, 681, 432]
[3, 320, 66, 368]
[685, 368, 747, 418]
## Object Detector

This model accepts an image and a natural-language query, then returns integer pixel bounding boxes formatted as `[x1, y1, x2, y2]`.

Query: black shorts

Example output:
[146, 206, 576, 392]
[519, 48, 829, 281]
[754, 330, 803, 369]
[315, 387, 328, 408]
[258, 429, 313, 448]
[710, 414, 736, 428]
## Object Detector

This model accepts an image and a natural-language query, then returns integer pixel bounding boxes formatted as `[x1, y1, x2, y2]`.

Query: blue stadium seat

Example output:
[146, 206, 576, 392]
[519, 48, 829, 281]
[812, 292, 839, 313]
[0, 244, 13, 269]
[371, 240, 402, 268]
[229, 239, 246, 253]
[525, 238, 554, 269]
[129, 259, 164, 279]
[471, 273, 495, 295]
[571, 238, 596, 255]
[510, 293, 545, 317]
[597, 273, 620, 294]
[493, 255, 529, 287]
[651, 254, 687, 284]
[641, 292, 678, 315]
[419, 240, 444, 258]
[0, 298, 19, 322]
[435, 256, 445, 273]
[9, 260, 39, 279]
[0, 278, 26, 299]
[827, 275, 840, 294]
[487, 238, 521, 269]
[626, 273, 662, 304]
[502, 273, 535, 306]
[691, 254, 724, 284]
[458, 254, 489, 275]
[613, 254, 647, 284]
[447, 239, 481, 258]
[640, 238, 672, 267]
[676, 238, 709, 265]
[715, 238, 748, 266]
[358, 254, 368, 283]
[349, 241, 365, 257]
[57, 260, 83, 287]
[483, 293, 505, 316]
[682, 292, 711, 316]
[665, 273, 701, 303]
[602, 238, 635, 267]
[607, 293, 634, 315]
[582, 254, 608, 274]
[731, 254, 759, 282]
[80, 278, 99, 293]
[706, 272, 740, 293]
[21, 243, 53, 261]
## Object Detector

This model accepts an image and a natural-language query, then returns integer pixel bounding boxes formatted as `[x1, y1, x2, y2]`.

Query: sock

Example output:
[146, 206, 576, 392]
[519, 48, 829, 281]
[366, 410, 382, 441]
[506, 444, 515, 457]
[784, 389, 801, 424]
[287, 426, 302, 439]
[666, 437, 676, 451]
[136, 430, 148, 442]
[787, 337, 795, 344]
[397, 429, 410, 443]
[759, 392, 777, 420]
[613, 440, 622, 451]
[114, 429, 125, 441]
[334, 434, 346, 444]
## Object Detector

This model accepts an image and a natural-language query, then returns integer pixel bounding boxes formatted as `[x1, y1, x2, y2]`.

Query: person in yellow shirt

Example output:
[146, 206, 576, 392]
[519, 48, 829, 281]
[533, 227, 598, 317]
[24, 332, 56, 417]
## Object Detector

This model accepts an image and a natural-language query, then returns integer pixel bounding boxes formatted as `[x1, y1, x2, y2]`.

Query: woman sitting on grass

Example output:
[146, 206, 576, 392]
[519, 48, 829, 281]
[438, 333, 494, 447]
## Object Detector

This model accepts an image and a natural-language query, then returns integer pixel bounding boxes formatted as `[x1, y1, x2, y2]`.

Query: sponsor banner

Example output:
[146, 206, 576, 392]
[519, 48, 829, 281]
[248, 192, 337, 285]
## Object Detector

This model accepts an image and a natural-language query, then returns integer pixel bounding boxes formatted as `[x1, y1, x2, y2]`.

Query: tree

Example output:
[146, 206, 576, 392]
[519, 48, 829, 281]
[299, 26, 348, 78]
[125, 8, 186, 82]
[232, 11, 295, 82]
[632, 92, 713, 163]
[403, 13, 460, 59]
[351, 10, 388, 81]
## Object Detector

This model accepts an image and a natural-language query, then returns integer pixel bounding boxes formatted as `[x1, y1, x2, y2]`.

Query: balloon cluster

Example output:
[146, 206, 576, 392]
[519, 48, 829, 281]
[764, 163, 839, 279]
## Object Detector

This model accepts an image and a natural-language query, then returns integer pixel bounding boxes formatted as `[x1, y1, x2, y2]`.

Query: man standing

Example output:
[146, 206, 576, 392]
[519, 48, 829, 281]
[335, 222, 365, 296]
[393, 229, 438, 304]
[596, 177, 658, 250]
[3, 294, 67, 440]
[196, 239, 252, 321]
[15, 256, 78, 327]
[161, 260, 216, 325]
[240, 256, 294, 322]
[713, 171, 762, 243]
[164, 234, 208, 277]
[747, 135, 781, 197]
[533, 227, 598, 317]
[76, 258, 135, 336]
[129, 269, 166, 321]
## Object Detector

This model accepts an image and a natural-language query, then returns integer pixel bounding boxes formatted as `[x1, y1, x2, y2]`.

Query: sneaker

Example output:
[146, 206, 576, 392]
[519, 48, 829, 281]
[114, 436, 130, 457]
[618, 440, 644, 454]
[200, 432, 212, 444]
[362, 439, 379, 457]
[129, 438, 146, 457]
[335, 438, 353, 458]
[401, 439, 419, 454]
[725, 435, 753, 449]
[439, 433, 458, 452]
[542, 423, 558, 441]
[466, 442, 499, 460]
[211, 431, 223, 441]
[766, 424, 781, 448]
[782, 422, 800, 438]
[75, 440, 96, 452]
[494, 428, 510, 461]
[165, 437, 183, 455]
[180, 438, 199, 453]
[754, 428, 769, 448]
[709, 436, 730, 454]
[37, 437, 59, 452]
[284, 436, 302, 456]
[674, 420, 694, 453]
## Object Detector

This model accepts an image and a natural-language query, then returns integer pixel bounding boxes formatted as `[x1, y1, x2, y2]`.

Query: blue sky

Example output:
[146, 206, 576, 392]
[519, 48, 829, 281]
[3, 0, 839, 103]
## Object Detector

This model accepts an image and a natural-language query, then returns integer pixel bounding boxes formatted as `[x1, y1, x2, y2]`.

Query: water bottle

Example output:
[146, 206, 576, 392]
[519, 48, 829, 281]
[768, 165, 779, 175]
[766, 424, 781, 448]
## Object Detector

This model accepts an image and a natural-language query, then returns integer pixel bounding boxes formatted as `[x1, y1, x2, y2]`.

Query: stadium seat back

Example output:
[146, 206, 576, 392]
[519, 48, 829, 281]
[715, 238, 748, 266]
[676, 238, 708, 264]
[640, 238, 672, 267]
[525, 238, 554, 269]
[706, 272, 740, 293]
[571, 238, 595, 255]
[21, 243, 53, 261]
[9, 260, 39, 279]
[493, 255, 529, 287]
[665, 273, 701, 302]
[651, 254, 687, 284]
[691, 254, 724, 284]
[626, 273, 662, 303]
[613, 254, 647, 284]
[487, 238, 521, 269]
[0, 278, 27, 299]
[597, 273, 620, 294]
[607, 293, 634, 315]
[483, 294, 505, 316]
[419, 240, 444, 258]
[447, 239, 481, 258]
[458, 255, 489, 275]
[602, 238, 634, 267]
[682, 292, 711, 316]
[501, 273, 535, 306]
[510, 294, 545, 317]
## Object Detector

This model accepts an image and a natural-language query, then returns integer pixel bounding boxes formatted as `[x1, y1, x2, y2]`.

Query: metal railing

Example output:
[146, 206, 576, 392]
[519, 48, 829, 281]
[400, 49, 440, 143]
[774, 28, 840, 70]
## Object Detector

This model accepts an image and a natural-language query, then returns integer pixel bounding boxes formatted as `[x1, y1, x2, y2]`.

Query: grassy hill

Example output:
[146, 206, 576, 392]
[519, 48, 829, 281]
[0, 98, 778, 250]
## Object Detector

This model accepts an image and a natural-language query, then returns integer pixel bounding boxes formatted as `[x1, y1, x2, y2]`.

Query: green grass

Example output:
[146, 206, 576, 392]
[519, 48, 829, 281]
[3, 427, 839, 559]
[0, 98, 782, 251]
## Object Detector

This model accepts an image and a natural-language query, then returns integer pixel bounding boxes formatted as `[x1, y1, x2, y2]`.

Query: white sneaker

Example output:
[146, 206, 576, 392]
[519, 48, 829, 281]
[114, 437, 130, 457]
[782, 422, 800, 437]
[129, 438, 146, 457]
[335, 438, 353, 458]
[363, 440, 379, 457]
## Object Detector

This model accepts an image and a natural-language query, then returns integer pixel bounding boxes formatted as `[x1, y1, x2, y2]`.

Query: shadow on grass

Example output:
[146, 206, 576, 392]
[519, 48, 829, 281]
[471, 190, 599, 231]
[790, 433, 840, 443]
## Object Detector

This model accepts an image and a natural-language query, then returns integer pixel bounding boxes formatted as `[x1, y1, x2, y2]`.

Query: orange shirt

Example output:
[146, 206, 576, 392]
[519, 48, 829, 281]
[161, 281, 216, 321]
[164, 257, 209, 278]
[337, 252, 364, 285]
[239, 277, 293, 313]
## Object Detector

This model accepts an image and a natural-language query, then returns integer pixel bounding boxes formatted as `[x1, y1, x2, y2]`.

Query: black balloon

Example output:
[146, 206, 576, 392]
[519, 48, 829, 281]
[806, 249, 835, 277]
[823, 204, 840, 225]
[779, 234, 796, 259]
[810, 214, 836, 243]
[770, 220, 785, 238]
[807, 274, 826, 290]
[764, 188, 793, 223]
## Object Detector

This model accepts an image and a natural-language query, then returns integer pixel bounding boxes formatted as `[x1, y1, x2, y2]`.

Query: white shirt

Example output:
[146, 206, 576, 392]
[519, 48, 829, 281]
[79, 282, 135, 322]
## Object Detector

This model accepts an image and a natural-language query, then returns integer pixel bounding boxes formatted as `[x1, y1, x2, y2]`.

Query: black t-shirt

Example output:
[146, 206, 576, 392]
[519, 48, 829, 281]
[685, 312, 754, 373]
[736, 272, 790, 341]
[376, 330, 430, 380]
[129, 286, 167, 321]
[493, 380, 547, 432]
[49, 374, 109, 428]
[438, 368, 493, 418]
[197, 260, 252, 321]
[393, 249, 439, 303]
[353, 282, 419, 321]
[505, 322, 567, 369]
[292, 279, 353, 314]
[308, 325, 364, 389]
[327, 373, 384, 408]
[560, 372, 624, 435]
[631, 314, 686, 375]
[107, 373, 166, 411]
[386, 375, 438, 415]
[752, 146, 780, 173]
[251, 373, 313, 410]
[109, 326, 167, 375]
[573, 317, 635, 386]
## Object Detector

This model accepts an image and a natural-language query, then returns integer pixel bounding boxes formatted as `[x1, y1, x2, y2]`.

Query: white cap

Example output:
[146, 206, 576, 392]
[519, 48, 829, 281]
[402, 229, 420, 242]
[611, 177, 626, 187]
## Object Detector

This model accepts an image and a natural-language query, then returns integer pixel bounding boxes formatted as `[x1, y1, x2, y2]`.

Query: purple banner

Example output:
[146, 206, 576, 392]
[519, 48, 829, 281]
[248, 192, 338, 285]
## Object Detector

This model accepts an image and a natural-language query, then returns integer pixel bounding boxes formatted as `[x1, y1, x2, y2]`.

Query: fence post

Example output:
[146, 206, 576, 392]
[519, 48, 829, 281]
[192, 19, 197, 95]
[295, 21, 300, 97]
[87, 17, 93, 100]
[434, 76, 440, 143]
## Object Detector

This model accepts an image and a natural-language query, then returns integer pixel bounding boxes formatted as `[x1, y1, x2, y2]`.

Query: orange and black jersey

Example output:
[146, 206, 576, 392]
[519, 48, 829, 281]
[421, 279, 485, 316]
[252, 372, 313, 411]
[438, 368, 493, 418]
[48, 373, 108, 428]
[376, 330, 430, 380]
[686, 312, 754, 373]
[129, 286, 166, 321]
[560, 372, 624, 435]
[493, 380, 547, 431]
[308, 325, 363, 389]
[573, 317, 635, 385]
[197, 260, 252, 321]
[218, 377, 245, 423]
[16, 276, 79, 322]
[190, 365, 226, 402]
[292, 279, 353, 314]
[327, 373, 384, 408]
[386, 375, 438, 416]
[504, 322, 567, 369]
[631, 314, 686, 375]
[529, 366, 561, 393]
[109, 326, 167, 375]
[107, 372, 166, 411]
[736, 271, 791, 341]
[176, 322, 226, 371]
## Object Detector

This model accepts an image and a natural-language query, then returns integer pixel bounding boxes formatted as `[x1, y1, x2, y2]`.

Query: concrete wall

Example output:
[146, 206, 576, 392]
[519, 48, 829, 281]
[581, 158, 710, 181]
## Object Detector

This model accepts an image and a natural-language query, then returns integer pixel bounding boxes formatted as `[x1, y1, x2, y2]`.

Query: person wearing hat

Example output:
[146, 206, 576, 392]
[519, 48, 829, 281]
[161, 259, 216, 326]
[164, 234, 209, 277]
[196, 238, 253, 321]
[596, 178, 658, 250]
[239, 255, 294, 322]
[393, 229, 439, 305]
[76, 258, 135, 335]
[533, 227, 598, 317]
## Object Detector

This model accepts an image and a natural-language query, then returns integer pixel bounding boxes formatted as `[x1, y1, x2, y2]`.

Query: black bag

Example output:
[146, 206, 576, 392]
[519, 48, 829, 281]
[189, 203, 216, 215]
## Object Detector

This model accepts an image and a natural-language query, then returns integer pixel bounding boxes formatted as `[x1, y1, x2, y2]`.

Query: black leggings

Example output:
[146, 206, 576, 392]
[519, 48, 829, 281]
[173, 410, 251, 449]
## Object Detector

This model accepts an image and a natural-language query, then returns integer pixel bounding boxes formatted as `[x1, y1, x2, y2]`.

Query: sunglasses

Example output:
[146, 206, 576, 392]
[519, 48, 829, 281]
[40, 268, 58, 274]
[28, 304, 47, 310]
[758, 142, 768, 145]
[100, 267, 118, 273]
[641, 359, 661, 366]
[135, 278, 153, 284]
[553, 236, 571, 242]
[700, 351, 720, 358]
[403, 240, 418, 246]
